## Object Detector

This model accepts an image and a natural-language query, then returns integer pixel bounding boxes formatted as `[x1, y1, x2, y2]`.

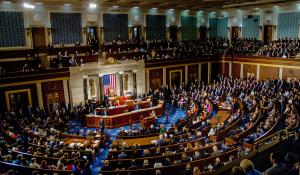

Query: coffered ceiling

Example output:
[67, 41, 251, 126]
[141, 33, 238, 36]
[5, 0, 299, 11]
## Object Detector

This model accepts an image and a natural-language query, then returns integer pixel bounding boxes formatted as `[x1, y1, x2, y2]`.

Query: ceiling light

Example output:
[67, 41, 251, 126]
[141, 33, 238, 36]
[152, 8, 157, 9]
[35, 2, 43, 5]
[184, 9, 189, 11]
[198, 10, 203, 12]
[89, 3, 97, 9]
[169, 9, 174, 10]
[23, 2, 35, 9]
[133, 6, 139, 8]
[2, 1, 11, 3]
[112, 5, 119, 8]
[64, 3, 71, 6]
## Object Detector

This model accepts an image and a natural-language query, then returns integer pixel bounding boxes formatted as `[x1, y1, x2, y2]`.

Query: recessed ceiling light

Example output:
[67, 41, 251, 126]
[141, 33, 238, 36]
[89, 3, 97, 9]
[133, 6, 139, 8]
[152, 7, 157, 9]
[35, 2, 43, 5]
[184, 9, 189, 11]
[169, 9, 174, 10]
[2, 1, 11, 3]
[112, 5, 119, 8]
[23, 2, 35, 9]
[64, 3, 71, 6]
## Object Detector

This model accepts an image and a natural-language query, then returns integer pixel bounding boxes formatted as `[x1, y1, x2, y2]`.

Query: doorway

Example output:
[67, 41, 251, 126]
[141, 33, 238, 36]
[264, 25, 273, 44]
[231, 27, 240, 41]
[31, 27, 46, 50]
[87, 26, 99, 51]
[169, 26, 178, 41]
[132, 26, 141, 43]
[199, 27, 207, 41]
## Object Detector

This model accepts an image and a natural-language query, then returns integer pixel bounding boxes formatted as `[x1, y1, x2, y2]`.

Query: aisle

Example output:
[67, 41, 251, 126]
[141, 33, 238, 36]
[68, 103, 186, 175]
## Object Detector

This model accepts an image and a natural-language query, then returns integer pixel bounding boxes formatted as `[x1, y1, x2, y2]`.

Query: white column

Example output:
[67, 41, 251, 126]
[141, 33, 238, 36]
[185, 65, 188, 84]
[279, 67, 283, 80]
[163, 67, 167, 86]
[69, 67, 84, 106]
[63, 80, 70, 105]
[198, 64, 202, 81]
[240, 63, 244, 78]
[146, 69, 150, 91]
[256, 65, 260, 80]
[36, 82, 44, 109]
[229, 62, 232, 77]
[208, 62, 211, 84]
[116, 73, 120, 96]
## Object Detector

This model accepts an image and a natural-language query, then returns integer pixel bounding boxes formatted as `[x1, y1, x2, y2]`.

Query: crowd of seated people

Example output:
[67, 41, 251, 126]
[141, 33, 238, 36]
[231, 150, 299, 175]
[103, 37, 300, 61]
[0, 99, 109, 175]
[227, 38, 264, 56]
[257, 38, 300, 58]
[0, 74, 299, 174]
[100, 74, 299, 174]
[49, 49, 98, 68]
[103, 38, 228, 61]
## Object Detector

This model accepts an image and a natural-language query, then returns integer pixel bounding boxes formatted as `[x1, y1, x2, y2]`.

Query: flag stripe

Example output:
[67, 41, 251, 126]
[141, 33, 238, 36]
[103, 74, 116, 95]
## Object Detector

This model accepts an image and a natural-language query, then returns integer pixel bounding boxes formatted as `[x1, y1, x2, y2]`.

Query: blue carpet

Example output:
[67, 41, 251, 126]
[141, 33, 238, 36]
[68, 103, 186, 174]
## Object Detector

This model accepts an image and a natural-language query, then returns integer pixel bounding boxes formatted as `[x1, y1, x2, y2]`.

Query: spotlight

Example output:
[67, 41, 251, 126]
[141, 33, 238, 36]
[23, 2, 35, 9]
[89, 3, 97, 9]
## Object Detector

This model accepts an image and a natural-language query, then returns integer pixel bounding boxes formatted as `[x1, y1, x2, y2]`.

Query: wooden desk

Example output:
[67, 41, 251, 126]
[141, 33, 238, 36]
[113, 136, 159, 146]
[86, 101, 164, 129]
[64, 138, 100, 148]
[96, 101, 150, 115]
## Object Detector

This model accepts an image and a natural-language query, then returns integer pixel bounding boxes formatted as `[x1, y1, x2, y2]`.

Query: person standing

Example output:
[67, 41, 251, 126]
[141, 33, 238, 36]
[165, 112, 169, 124]
[100, 118, 105, 133]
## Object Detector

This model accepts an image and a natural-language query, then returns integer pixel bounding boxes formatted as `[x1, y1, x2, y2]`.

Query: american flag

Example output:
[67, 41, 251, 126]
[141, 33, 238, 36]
[103, 74, 116, 95]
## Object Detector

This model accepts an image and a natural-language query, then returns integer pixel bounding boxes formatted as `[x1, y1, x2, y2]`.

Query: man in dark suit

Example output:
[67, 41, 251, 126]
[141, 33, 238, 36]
[264, 152, 288, 175]
[117, 150, 128, 159]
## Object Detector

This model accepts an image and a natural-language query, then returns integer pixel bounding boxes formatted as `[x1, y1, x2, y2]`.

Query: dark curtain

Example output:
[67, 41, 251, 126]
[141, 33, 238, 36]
[0, 11, 25, 47]
[50, 13, 82, 44]
[146, 15, 166, 40]
[181, 16, 197, 40]
[103, 14, 128, 42]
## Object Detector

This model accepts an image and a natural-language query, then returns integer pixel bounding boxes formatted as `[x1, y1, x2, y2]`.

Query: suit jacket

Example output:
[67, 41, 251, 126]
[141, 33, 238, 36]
[264, 163, 287, 175]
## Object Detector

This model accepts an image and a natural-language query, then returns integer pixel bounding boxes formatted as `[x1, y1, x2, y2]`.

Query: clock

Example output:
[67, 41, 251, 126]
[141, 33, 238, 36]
[107, 57, 115, 64]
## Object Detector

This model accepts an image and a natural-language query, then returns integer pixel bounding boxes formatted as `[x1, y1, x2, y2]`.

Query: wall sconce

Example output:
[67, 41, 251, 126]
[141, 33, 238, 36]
[239, 27, 242, 31]
[25, 28, 31, 36]
[129, 27, 133, 33]
[100, 27, 104, 34]
[227, 27, 230, 31]
[47, 28, 52, 35]
[178, 27, 182, 32]
[143, 27, 147, 32]
[259, 26, 262, 30]
[273, 25, 277, 30]
[83, 27, 87, 34]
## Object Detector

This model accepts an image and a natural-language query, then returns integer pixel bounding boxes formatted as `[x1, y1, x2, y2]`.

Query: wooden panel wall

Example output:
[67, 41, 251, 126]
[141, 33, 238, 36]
[41, 80, 65, 111]
[232, 63, 241, 78]
[243, 64, 257, 78]
[166, 66, 185, 86]
[283, 68, 300, 80]
[149, 68, 163, 90]
[211, 62, 229, 81]
[188, 64, 199, 83]
[260, 66, 279, 80]
[201, 63, 208, 83]
[0, 84, 38, 112]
